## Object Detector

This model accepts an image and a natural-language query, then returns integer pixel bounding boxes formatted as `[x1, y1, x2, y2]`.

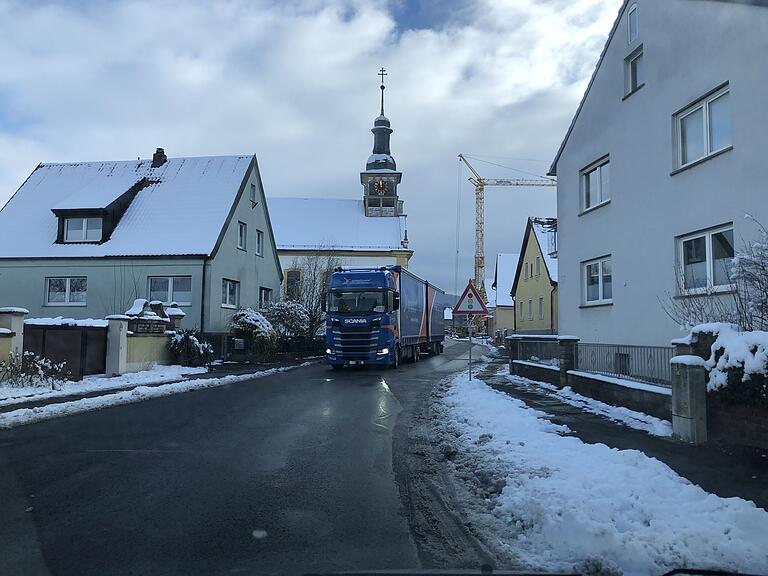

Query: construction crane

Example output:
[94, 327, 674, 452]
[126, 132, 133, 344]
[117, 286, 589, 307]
[458, 153, 557, 303]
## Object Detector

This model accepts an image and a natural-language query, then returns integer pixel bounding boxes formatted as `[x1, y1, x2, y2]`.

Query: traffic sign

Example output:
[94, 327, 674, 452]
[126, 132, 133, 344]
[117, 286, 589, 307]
[453, 280, 488, 315]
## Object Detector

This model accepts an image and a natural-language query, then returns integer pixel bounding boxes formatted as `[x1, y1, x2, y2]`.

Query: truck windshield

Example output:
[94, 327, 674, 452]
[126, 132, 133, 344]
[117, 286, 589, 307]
[329, 291, 386, 314]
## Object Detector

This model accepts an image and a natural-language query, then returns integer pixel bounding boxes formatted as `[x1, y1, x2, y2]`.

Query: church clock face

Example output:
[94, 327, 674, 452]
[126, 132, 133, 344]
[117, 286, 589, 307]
[373, 180, 387, 195]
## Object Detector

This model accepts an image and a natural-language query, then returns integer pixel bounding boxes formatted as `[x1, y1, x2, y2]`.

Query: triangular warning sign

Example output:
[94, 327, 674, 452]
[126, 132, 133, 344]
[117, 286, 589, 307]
[453, 280, 488, 315]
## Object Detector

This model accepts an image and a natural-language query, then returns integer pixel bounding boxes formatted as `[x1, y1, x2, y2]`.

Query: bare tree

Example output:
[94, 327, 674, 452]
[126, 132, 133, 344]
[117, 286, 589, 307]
[289, 251, 343, 338]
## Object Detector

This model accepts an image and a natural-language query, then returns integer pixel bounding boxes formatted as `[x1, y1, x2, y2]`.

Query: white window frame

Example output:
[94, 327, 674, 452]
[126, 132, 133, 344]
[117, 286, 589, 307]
[539, 296, 545, 320]
[249, 183, 257, 204]
[580, 156, 610, 212]
[582, 256, 613, 305]
[625, 47, 643, 95]
[221, 278, 240, 309]
[256, 229, 264, 257]
[64, 217, 103, 243]
[45, 277, 87, 306]
[675, 86, 731, 169]
[678, 224, 734, 295]
[527, 299, 533, 321]
[147, 276, 193, 306]
[627, 3, 638, 43]
[237, 221, 247, 251]
[259, 287, 273, 309]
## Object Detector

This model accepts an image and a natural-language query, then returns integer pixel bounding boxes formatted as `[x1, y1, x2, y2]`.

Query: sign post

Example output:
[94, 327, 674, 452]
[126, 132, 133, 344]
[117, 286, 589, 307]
[453, 280, 489, 380]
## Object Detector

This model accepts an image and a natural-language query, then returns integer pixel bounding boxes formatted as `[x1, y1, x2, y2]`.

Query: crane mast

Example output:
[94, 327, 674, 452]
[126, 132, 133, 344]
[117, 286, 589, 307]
[457, 154, 556, 305]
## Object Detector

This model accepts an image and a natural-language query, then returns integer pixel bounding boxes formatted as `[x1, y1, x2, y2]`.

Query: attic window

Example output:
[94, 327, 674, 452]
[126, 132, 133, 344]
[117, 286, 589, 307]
[64, 217, 102, 243]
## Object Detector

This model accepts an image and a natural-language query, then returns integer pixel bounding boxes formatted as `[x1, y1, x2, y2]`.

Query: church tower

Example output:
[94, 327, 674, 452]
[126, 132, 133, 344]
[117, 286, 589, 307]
[361, 68, 403, 217]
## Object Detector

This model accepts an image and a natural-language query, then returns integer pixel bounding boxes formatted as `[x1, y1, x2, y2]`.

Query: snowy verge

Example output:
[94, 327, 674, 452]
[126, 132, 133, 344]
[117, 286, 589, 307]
[439, 371, 768, 574]
[498, 368, 672, 437]
[0, 362, 313, 429]
[0, 364, 208, 406]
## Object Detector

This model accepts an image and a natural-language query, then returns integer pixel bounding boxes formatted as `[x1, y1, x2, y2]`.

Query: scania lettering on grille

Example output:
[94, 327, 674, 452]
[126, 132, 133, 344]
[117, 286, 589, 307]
[344, 318, 368, 324]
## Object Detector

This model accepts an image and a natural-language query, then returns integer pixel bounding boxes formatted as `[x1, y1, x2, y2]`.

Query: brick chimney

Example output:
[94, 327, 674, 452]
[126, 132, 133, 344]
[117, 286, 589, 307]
[151, 147, 167, 168]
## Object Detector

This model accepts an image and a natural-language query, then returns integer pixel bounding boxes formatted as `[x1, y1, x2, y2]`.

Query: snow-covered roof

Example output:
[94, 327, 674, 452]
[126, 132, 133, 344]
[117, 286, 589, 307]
[267, 197, 407, 251]
[0, 155, 253, 258]
[493, 253, 520, 307]
[484, 278, 496, 308]
[531, 219, 558, 282]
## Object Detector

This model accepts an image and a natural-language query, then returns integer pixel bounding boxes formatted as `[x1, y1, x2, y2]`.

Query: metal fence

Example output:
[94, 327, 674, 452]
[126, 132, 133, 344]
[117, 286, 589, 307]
[517, 337, 560, 366]
[576, 343, 674, 386]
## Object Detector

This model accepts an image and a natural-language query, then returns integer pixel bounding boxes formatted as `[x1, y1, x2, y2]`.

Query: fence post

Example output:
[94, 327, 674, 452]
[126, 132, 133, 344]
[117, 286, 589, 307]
[506, 335, 520, 374]
[105, 315, 129, 377]
[671, 356, 708, 444]
[557, 336, 579, 389]
[0, 307, 28, 357]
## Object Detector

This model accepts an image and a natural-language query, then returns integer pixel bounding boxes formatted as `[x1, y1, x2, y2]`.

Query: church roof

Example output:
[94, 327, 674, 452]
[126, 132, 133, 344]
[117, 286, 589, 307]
[267, 197, 408, 252]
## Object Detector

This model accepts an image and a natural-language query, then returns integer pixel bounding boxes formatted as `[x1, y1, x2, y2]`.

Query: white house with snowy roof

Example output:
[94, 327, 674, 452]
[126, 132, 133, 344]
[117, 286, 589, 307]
[487, 252, 520, 337]
[267, 76, 413, 299]
[0, 148, 283, 334]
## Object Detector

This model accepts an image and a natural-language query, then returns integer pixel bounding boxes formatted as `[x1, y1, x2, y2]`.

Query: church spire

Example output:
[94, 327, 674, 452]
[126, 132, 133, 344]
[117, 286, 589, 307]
[367, 67, 396, 171]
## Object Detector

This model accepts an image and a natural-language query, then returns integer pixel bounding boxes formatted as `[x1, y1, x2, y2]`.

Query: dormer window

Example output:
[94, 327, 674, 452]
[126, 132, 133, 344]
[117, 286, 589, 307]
[64, 217, 103, 243]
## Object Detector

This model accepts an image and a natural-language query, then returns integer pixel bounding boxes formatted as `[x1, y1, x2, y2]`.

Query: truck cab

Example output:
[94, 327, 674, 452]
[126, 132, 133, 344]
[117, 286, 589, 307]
[324, 267, 401, 367]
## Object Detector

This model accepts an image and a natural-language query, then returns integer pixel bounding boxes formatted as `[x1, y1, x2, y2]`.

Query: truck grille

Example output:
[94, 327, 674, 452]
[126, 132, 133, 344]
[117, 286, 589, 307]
[332, 324, 380, 360]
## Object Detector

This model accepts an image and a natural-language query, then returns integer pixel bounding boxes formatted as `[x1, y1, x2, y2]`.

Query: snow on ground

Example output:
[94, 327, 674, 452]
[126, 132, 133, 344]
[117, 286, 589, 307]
[497, 367, 672, 437]
[0, 364, 208, 405]
[0, 363, 312, 428]
[437, 370, 768, 575]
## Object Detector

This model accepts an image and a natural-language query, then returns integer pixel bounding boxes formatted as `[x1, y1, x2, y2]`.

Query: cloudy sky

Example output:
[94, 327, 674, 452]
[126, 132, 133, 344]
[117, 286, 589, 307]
[0, 0, 621, 294]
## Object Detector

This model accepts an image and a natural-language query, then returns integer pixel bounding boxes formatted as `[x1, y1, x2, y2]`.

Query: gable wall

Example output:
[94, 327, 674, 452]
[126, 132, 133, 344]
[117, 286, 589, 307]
[555, 0, 768, 345]
[514, 229, 556, 334]
[206, 164, 282, 332]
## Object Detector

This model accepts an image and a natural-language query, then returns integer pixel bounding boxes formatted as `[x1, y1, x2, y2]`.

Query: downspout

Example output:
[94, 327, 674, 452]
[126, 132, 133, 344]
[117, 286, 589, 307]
[550, 284, 556, 335]
[200, 257, 208, 334]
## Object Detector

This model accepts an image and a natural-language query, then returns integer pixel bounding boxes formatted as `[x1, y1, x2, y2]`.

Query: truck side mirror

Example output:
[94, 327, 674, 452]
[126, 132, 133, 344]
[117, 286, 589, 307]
[392, 292, 400, 311]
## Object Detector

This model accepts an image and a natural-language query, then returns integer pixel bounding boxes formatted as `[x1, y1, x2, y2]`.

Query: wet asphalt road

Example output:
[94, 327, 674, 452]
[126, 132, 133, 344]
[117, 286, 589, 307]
[0, 340, 481, 576]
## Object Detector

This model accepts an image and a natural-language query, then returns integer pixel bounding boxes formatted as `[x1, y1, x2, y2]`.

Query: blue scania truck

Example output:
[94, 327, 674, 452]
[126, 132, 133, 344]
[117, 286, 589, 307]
[323, 266, 446, 368]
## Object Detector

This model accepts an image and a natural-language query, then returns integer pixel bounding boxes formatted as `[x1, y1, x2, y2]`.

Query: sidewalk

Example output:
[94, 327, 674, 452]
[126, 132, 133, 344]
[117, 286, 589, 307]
[478, 358, 768, 510]
[0, 357, 320, 415]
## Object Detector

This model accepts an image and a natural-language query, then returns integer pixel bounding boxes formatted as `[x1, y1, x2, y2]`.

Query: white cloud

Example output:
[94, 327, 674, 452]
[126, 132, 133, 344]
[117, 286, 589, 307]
[0, 0, 621, 292]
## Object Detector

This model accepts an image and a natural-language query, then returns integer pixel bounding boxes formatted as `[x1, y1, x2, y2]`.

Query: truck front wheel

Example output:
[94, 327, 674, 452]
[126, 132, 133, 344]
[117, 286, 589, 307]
[391, 346, 400, 369]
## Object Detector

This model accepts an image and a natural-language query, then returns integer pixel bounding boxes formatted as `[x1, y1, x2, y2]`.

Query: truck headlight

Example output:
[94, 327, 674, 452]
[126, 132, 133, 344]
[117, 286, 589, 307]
[326, 348, 333, 354]
[378, 348, 389, 355]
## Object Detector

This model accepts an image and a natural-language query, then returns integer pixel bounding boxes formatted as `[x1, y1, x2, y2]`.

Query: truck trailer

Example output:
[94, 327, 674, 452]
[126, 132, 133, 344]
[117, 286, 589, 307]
[324, 266, 446, 368]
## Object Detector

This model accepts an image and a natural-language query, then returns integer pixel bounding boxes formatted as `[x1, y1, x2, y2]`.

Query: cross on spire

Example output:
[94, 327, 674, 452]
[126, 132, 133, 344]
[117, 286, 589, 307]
[378, 67, 387, 115]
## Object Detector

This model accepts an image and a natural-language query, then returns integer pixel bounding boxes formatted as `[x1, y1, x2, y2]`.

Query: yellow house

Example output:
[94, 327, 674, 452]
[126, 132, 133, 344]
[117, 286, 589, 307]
[512, 217, 558, 334]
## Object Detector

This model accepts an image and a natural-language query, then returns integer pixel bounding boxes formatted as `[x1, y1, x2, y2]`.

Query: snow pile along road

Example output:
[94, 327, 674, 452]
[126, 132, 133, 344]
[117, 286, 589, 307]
[0, 363, 313, 429]
[497, 369, 673, 437]
[438, 371, 768, 575]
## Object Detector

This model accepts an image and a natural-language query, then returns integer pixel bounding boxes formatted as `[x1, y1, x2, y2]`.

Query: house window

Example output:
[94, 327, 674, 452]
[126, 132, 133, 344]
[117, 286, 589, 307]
[679, 225, 734, 292]
[64, 217, 102, 243]
[238, 221, 247, 250]
[528, 299, 533, 320]
[535, 256, 541, 277]
[45, 277, 87, 306]
[676, 86, 731, 168]
[519, 301, 524, 321]
[249, 183, 257, 204]
[583, 257, 613, 304]
[148, 276, 192, 306]
[285, 269, 301, 300]
[581, 157, 610, 211]
[628, 4, 638, 42]
[625, 47, 643, 95]
[259, 287, 273, 309]
[256, 229, 264, 256]
[539, 297, 545, 320]
[222, 279, 240, 308]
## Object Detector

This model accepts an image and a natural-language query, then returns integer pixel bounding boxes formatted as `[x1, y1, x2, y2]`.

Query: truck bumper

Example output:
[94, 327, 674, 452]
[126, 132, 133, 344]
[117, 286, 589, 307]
[325, 353, 392, 366]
